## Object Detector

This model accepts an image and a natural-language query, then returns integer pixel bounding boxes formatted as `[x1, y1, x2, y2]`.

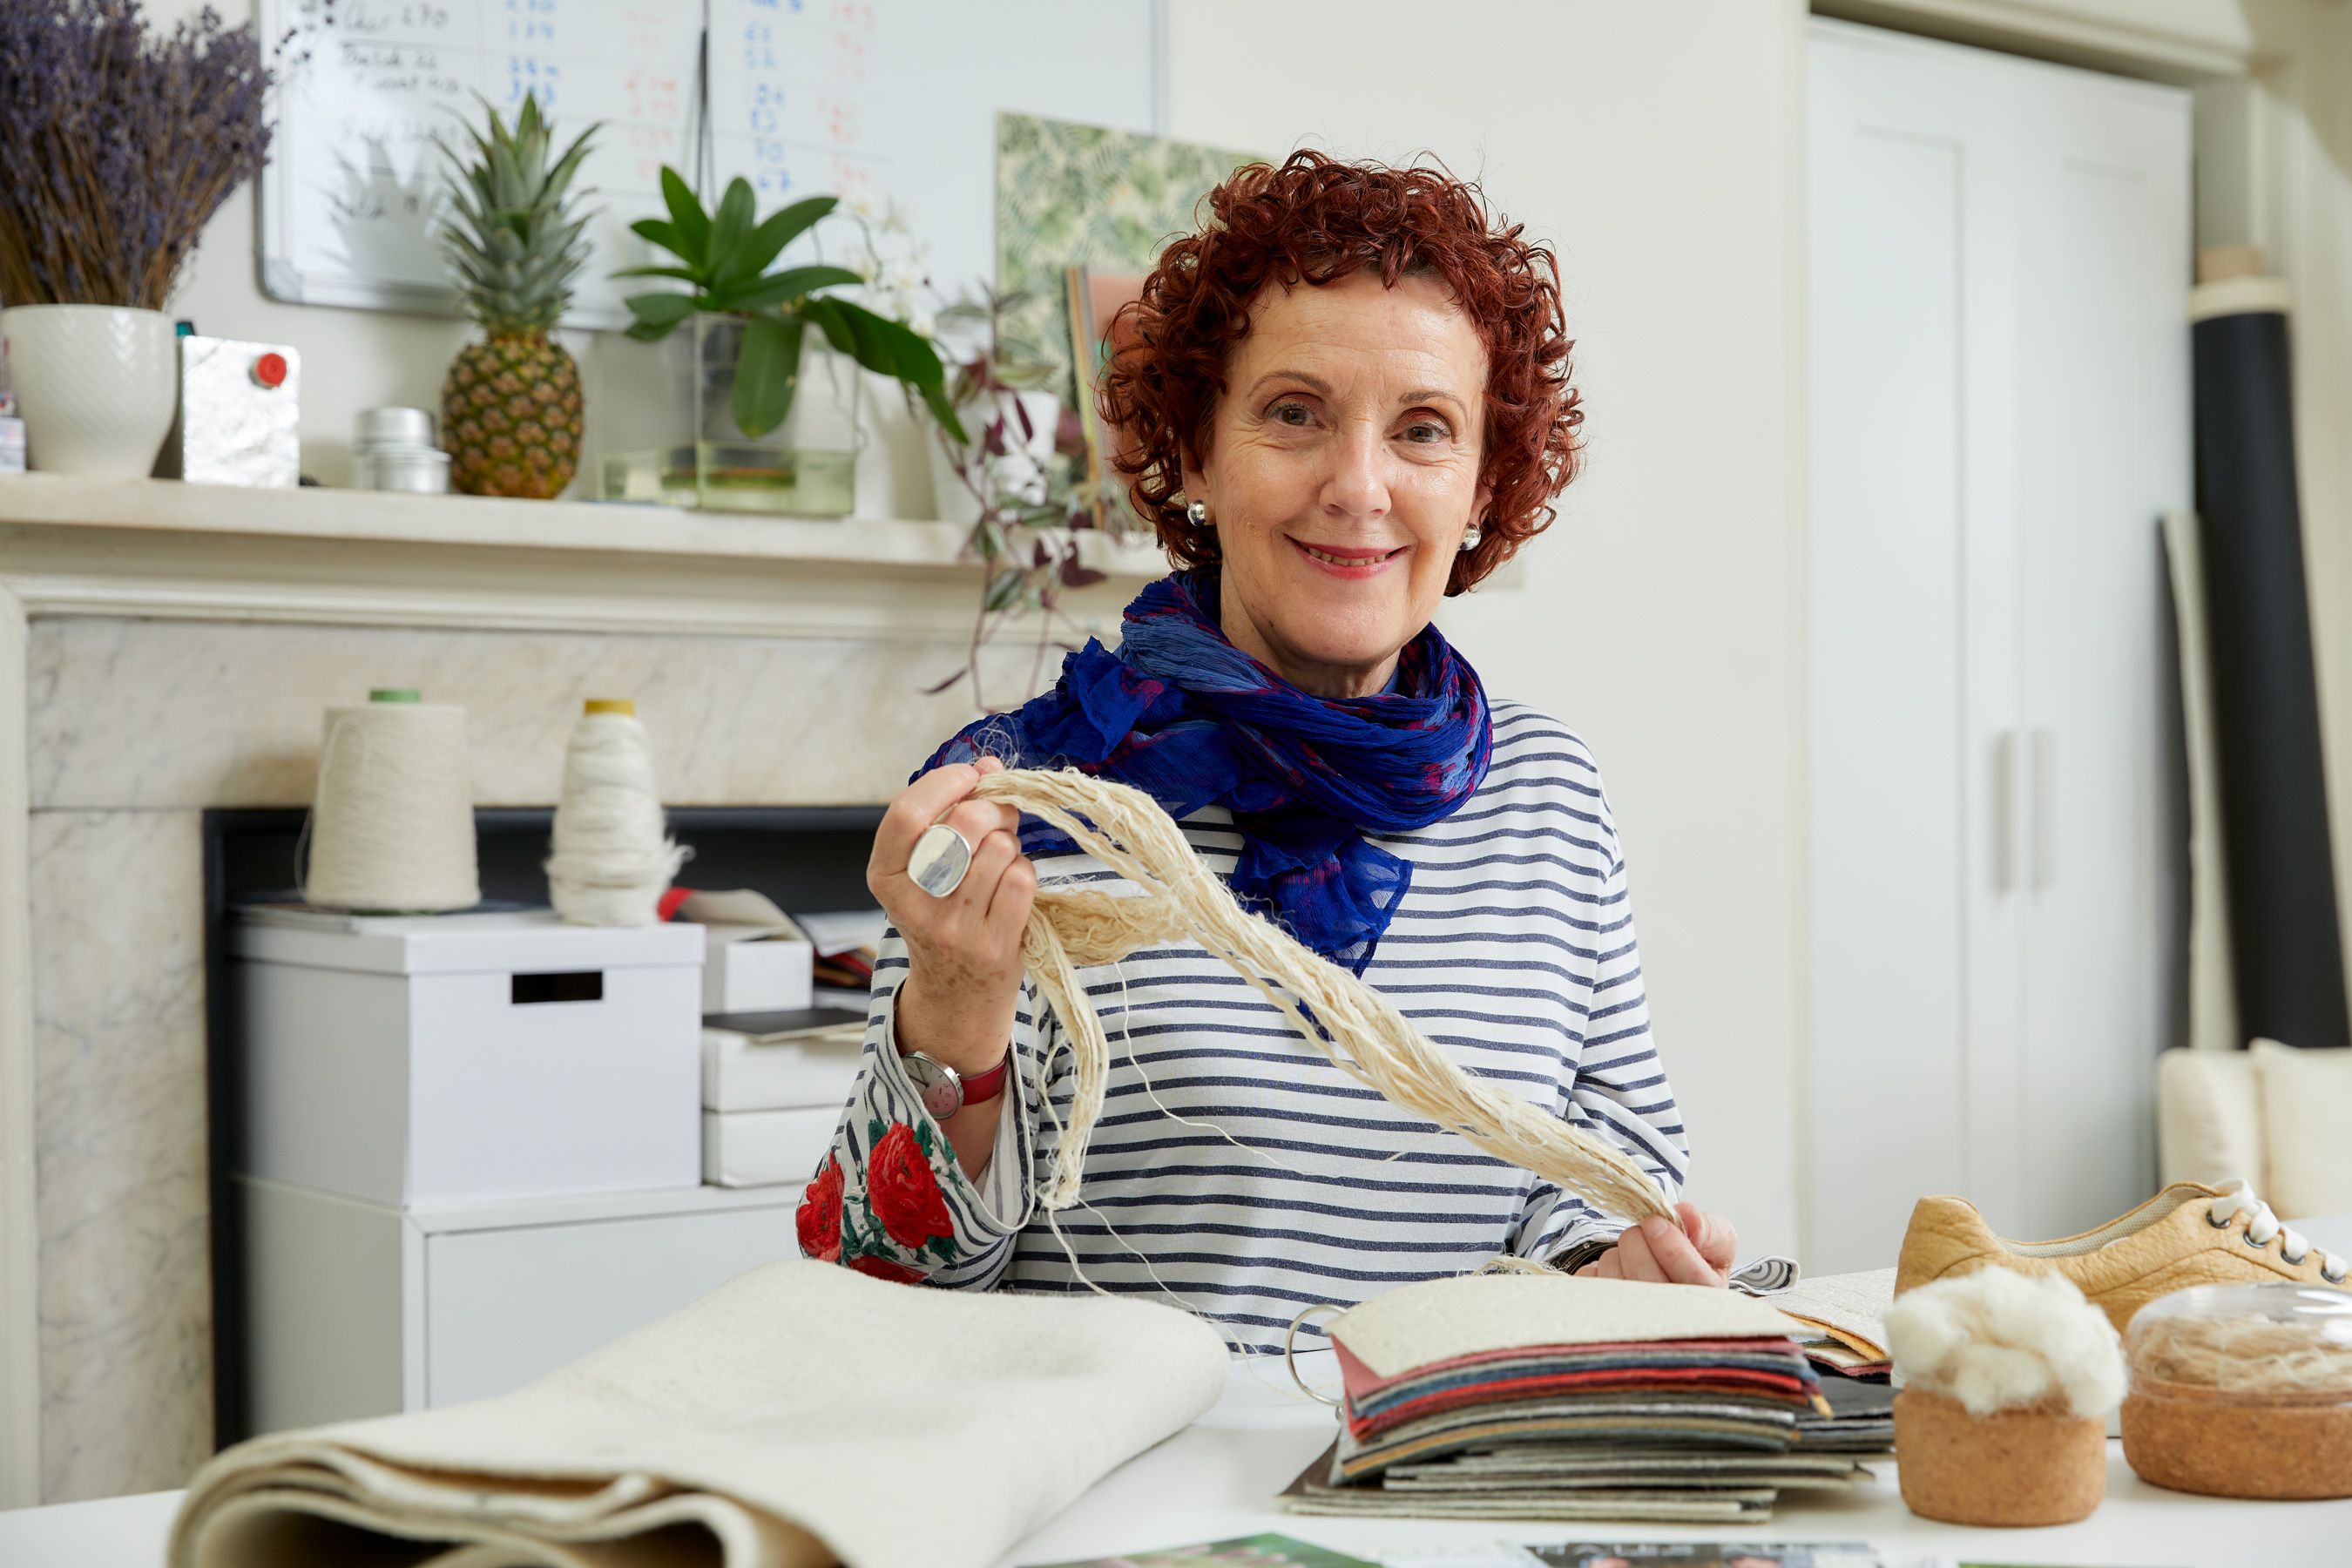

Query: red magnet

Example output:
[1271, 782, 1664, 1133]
[253, 352, 288, 389]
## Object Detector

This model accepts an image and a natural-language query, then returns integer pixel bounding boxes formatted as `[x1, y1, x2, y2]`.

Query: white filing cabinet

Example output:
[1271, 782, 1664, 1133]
[236, 1175, 804, 1431]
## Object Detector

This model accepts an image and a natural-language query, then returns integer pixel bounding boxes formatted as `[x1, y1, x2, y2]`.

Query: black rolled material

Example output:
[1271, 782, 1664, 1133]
[2193, 300, 2351, 1051]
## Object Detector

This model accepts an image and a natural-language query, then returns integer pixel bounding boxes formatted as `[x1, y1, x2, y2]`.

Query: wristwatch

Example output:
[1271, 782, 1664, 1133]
[1551, 1234, 1619, 1274]
[900, 1048, 1011, 1120]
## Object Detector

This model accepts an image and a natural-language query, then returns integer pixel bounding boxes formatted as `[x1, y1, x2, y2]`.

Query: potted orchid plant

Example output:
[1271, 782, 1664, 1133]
[611, 170, 962, 516]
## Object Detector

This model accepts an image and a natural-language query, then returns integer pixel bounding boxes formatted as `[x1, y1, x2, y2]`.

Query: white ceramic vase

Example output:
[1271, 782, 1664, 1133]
[0, 304, 179, 477]
[929, 388, 1062, 526]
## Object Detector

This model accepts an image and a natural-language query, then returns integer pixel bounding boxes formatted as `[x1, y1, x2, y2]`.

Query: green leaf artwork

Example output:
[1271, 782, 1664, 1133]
[994, 113, 1260, 413]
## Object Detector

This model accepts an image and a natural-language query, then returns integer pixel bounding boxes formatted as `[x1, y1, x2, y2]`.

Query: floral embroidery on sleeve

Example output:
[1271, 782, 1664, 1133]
[801, 1119, 963, 1281]
[795, 1155, 846, 1263]
[868, 1121, 956, 1250]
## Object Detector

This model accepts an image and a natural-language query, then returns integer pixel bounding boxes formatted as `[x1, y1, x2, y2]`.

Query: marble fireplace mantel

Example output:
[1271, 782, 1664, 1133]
[0, 475, 1165, 1506]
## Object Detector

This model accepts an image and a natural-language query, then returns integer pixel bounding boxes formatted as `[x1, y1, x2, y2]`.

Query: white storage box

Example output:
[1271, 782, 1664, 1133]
[672, 889, 814, 1014]
[233, 909, 706, 1206]
[700, 927, 814, 1014]
[702, 1106, 842, 1188]
[701, 1018, 866, 1112]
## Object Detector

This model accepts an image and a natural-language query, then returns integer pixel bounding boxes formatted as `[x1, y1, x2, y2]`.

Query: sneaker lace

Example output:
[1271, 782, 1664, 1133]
[2210, 1182, 2348, 1281]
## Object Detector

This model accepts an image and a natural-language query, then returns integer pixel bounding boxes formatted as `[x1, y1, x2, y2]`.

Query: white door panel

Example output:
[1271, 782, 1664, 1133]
[1807, 44, 1973, 1274]
[1807, 20, 2189, 1268]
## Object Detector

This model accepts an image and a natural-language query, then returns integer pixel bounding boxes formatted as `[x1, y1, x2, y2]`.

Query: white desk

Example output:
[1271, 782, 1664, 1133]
[5, 1355, 2347, 1568]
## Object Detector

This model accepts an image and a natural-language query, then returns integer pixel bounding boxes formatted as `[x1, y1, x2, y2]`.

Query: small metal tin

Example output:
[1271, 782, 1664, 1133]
[354, 407, 452, 494]
[355, 448, 452, 494]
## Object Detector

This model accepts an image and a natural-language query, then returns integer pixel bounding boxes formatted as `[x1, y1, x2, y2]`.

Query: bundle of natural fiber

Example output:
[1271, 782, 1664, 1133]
[972, 767, 1673, 1223]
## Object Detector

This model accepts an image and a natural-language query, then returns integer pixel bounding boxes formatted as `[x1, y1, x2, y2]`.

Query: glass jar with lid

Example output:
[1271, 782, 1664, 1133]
[2121, 1283, 2352, 1499]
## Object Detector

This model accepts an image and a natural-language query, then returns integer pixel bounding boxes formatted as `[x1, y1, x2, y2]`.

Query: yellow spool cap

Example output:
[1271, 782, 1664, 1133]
[584, 699, 635, 716]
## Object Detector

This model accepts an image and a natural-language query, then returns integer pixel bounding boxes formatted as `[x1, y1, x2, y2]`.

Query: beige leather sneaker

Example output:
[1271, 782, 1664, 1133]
[1895, 1179, 2349, 1333]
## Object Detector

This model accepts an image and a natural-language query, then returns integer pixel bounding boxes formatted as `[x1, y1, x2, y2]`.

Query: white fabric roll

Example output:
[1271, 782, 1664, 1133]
[170, 1260, 1228, 1568]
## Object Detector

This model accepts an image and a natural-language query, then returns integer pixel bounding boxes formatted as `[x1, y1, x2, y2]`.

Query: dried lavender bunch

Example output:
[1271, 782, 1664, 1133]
[0, 1, 275, 311]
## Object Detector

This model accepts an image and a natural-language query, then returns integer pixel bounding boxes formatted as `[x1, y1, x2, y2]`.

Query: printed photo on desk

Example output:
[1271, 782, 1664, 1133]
[1033, 1532, 1382, 1567]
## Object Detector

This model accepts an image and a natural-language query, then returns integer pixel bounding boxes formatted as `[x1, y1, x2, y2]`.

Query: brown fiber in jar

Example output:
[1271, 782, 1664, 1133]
[2123, 1315, 2352, 1500]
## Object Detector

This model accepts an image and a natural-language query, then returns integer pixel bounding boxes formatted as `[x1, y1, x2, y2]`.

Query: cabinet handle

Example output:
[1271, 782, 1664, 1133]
[2031, 727, 2057, 890]
[1993, 729, 2019, 893]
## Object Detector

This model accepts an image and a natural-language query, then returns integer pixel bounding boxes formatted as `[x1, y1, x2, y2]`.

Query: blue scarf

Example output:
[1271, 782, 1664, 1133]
[920, 571, 1493, 973]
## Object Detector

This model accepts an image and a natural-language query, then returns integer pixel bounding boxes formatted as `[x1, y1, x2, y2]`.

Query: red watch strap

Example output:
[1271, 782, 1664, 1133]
[960, 1051, 1010, 1105]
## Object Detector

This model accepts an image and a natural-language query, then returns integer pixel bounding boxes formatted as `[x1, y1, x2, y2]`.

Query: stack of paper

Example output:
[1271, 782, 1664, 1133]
[1281, 1275, 1888, 1525]
[1755, 1267, 1896, 1377]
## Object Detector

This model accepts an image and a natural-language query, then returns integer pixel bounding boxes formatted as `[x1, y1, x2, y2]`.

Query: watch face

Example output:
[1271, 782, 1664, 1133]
[918, 1076, 962, 1119]
[906, 1053, 963, 1119]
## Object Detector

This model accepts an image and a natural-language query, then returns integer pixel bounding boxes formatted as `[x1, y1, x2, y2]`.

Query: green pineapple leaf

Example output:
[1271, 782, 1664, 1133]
[659, 167, 710, 269]
[439, 93, 602, 335]
[731, 312, 806, 438]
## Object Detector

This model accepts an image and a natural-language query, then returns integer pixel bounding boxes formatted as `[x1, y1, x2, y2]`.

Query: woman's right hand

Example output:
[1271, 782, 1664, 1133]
[866, 755, 1037, 1075]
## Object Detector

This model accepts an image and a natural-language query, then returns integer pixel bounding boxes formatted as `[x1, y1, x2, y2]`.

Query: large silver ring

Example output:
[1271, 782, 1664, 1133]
[908, 822, 975, 897]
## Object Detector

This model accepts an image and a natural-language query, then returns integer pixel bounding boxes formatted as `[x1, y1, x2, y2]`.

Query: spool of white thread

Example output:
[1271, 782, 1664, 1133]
[303, 688, 482, 913]
[545, 698, 687, 926]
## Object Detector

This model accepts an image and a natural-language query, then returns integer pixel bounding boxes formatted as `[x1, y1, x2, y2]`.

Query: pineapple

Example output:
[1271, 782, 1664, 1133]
[439, 96, 598, 499]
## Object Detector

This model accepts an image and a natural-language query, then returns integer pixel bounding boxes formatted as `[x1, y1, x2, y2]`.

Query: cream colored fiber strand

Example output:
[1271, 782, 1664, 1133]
[973, 767, 1675, 1223]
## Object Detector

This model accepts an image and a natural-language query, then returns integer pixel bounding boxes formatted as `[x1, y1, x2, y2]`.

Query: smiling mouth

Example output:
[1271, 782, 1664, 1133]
[1290, 537, 1406, 567]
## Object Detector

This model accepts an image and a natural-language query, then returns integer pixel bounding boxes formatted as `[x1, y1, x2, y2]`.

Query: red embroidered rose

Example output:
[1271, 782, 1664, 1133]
[867, 1121, 955, 1248]
[848, 1253, 928, 1285]
[795, 1155, 844, 1263]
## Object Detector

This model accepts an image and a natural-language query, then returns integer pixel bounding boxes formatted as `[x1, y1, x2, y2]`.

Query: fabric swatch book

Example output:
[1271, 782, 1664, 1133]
[1280, 1275, 1892, 1525]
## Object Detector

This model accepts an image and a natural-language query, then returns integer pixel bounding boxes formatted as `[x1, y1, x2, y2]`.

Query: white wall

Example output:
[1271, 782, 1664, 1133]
[1165, 0, 1812, 1259]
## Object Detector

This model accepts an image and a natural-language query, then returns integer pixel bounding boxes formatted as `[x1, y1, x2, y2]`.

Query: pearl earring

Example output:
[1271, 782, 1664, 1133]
[1186, 498, 1210, 527]
[1460, 524, 1484, 551]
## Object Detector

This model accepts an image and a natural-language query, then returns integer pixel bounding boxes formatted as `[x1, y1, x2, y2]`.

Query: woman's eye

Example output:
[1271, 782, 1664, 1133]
[1402, 420, 1451, 443]
[1268, 400, 1315, 427]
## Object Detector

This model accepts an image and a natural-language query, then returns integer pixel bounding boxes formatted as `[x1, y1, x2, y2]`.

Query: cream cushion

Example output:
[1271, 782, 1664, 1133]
[2252, 1038, 2352, 1220]
[2155, 1047, 2264, 1193]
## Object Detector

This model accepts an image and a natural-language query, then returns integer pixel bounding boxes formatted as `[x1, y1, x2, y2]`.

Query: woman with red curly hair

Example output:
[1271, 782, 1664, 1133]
[804, 152, 1738, 1342]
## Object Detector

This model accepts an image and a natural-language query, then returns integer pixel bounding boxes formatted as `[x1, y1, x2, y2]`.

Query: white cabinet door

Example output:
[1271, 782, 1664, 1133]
[424, 1207, 794, 1406]
[1807, 29, 1985, 1274]
[1807, 21, 2188, 1271]
[2010, 71, 2191, 1242]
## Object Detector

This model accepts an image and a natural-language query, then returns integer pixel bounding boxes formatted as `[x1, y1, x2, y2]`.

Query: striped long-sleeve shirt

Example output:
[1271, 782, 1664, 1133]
[800, 702, 1688, 1353]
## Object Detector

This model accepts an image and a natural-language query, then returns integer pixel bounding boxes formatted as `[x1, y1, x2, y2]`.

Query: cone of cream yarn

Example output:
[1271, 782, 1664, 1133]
[545, 698, 686, 925]
[303, 689, 481, 913]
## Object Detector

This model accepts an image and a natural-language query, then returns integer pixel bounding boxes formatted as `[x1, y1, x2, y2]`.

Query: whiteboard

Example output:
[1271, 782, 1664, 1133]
[260, 0, 1165, 328]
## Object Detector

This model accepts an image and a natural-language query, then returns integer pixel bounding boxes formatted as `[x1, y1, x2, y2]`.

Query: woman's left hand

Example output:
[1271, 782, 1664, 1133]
[1574, 1202, 1738, 1288]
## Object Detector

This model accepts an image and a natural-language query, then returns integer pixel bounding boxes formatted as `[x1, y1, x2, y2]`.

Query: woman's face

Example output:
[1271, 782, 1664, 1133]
[1182, 268, 1490, 699]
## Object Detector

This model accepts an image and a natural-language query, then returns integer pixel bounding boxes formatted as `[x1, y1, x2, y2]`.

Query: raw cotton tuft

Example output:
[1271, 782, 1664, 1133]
[1885, 1267, 2125, 1417]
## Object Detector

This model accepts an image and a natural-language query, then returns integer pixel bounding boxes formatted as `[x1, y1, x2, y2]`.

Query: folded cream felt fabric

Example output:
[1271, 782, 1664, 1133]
[1325, 1274, 1807, 1379]
[169, 1260, 1228, 1568]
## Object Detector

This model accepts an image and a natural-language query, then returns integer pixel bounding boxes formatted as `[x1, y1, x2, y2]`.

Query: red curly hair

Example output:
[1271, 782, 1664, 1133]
[1098, 150, 1582, 594]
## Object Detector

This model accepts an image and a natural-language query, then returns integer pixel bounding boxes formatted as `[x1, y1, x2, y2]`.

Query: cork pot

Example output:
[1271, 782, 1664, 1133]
[1894, 1387, 2106, 1526]
[2123, 1378, 2352, 1499]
